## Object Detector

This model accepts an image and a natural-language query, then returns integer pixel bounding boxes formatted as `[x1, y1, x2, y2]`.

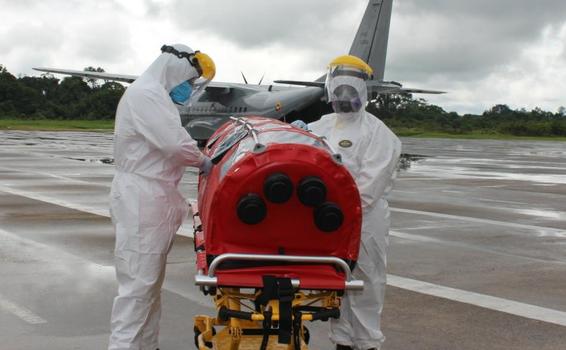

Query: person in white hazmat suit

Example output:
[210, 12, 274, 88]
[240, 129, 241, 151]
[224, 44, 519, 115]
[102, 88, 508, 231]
[308, 55, 402, 350]
[108, 44, 215, 350]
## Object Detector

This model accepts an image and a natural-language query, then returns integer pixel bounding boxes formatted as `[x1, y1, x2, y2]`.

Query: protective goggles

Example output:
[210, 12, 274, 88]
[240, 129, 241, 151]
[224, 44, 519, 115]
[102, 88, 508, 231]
[161, 45, 203, 77]
[329, 66, 370, 81]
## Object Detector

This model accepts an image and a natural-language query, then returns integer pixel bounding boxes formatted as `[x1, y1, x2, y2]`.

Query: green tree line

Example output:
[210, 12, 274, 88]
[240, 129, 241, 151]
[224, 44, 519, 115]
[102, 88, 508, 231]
[0, 65, 124, 120]
[367, 94, 566, 137]
[2, 64, 566, 137]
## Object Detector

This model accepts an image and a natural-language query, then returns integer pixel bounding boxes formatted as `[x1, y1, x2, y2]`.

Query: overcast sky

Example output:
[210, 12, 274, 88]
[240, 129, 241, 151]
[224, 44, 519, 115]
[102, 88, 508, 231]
[1, 0, 565, 114]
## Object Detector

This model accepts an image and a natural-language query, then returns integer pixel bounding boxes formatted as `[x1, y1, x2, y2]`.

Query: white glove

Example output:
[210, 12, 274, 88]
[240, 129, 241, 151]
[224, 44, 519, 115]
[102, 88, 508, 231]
[291, 120, 309, 130]
[199, 156, 213, 176]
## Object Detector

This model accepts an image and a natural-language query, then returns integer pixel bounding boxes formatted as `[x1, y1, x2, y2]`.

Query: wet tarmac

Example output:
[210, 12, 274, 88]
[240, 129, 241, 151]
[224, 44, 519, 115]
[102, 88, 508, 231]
[1, 131, 565, 349]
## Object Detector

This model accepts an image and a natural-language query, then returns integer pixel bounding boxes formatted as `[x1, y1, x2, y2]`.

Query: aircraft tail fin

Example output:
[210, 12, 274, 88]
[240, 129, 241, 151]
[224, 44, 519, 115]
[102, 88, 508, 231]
[349, 0, 393, 81]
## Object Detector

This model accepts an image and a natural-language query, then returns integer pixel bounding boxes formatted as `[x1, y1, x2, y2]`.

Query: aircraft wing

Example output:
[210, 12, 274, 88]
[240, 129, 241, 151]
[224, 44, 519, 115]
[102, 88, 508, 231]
[273, 80, 325, 88]
[367, 81, 445, 94]
[398, 88, 445, 94]
[33, 67, 138, 83]
[275, 79, 445, 95]
[32, 67, 247, 94]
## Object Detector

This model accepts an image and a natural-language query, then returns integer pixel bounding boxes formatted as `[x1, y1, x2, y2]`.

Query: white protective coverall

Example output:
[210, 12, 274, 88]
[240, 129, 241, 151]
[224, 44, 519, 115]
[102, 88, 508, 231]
[108, 44, 206, 350]
[309, 68, 401, 350]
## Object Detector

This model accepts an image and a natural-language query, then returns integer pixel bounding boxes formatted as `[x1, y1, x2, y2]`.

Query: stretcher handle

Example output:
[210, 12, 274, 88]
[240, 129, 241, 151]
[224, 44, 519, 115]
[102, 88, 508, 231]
[195, 253, 364, 290]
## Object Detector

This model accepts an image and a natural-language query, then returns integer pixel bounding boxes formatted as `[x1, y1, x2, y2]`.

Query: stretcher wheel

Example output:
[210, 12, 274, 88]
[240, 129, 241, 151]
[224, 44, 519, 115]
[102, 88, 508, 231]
[193, 326, 215, 349]
[303, 326, 310, 345]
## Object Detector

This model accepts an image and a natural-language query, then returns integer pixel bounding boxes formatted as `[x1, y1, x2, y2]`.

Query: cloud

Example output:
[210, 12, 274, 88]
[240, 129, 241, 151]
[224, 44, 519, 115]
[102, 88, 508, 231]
[1, 0, 566, 114]
[0, 22, 64, 55]
[143, 0, 167, 18]
[0, 0, 136, 75]
[168, 0, 366, 49]
[0, 21, 65, 76]
[387, 0, 566, 81]
[375, 0, 566, 113]
[160, 0, 374, 81]
[419, 22, 566, 114]
[75, 18, 133, 64]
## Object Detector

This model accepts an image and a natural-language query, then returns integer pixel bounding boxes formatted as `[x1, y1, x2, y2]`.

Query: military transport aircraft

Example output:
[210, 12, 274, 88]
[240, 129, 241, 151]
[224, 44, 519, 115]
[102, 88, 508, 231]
[34, 0, 443, 143]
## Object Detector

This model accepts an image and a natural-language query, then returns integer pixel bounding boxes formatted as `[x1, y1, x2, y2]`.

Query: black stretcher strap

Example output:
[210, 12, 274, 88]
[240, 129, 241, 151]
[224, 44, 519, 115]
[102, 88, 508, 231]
[255, 276, 277, 310]
[254, 276, 295, 345]
[260, 308, 272, 350]
[277, 278, 293, 344]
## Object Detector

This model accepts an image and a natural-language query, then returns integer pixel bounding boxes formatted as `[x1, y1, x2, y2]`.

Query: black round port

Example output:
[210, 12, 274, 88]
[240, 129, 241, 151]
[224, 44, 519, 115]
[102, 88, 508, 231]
[314, 202, 343, 232]
[297, 177, 327, 207]
[264, 173, 293, 204]
[237, 194, 267, 225]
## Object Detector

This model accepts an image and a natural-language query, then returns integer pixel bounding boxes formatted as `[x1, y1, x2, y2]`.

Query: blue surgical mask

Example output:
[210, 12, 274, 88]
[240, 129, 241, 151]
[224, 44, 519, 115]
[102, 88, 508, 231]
[169, 81, 192, 105]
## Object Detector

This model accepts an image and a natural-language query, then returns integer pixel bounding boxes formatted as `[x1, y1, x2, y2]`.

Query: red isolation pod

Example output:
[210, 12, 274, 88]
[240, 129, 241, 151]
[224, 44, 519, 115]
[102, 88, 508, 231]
[197, 116, 362, 286]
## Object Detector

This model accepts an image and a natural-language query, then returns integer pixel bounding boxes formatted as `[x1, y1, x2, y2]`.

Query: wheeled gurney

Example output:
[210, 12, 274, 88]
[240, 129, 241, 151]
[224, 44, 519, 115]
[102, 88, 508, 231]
[191, 117, 363, 349]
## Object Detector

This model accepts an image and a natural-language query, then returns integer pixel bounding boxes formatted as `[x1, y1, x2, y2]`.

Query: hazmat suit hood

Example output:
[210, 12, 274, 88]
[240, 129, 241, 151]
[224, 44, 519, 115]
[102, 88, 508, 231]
[139, 43, 200, 92]
[326, 67, 369, 127]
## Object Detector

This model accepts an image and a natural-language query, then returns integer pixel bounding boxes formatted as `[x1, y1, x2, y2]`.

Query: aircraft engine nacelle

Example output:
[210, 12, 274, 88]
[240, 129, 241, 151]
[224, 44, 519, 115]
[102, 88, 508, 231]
[197, 116, 362, 272]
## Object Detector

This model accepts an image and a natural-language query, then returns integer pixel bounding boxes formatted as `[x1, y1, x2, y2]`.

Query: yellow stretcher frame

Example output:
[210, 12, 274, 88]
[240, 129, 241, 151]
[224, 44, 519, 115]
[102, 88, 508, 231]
[193, 288, 341, 350]
[189, 203, 363, 349]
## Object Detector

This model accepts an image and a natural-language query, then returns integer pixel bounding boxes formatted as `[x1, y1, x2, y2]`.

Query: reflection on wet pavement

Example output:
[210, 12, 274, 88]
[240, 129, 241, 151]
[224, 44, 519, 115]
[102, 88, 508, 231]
[397, 138, 566, 188]
[65, 157, 115, 165]
[398, 153, 429, 170]
[1, 131, 566, 350]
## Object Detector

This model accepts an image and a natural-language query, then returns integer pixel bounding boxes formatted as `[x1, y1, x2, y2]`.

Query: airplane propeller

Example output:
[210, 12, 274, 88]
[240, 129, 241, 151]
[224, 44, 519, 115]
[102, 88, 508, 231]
[241, 71, 266, 85]
[240, 71, 249, 85]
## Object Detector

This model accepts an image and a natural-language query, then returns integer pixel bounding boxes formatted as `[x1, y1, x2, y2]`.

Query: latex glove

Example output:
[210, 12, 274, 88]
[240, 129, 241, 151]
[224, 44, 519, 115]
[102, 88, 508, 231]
[291, 120, 309, 130]
[199, 156, 213, 176]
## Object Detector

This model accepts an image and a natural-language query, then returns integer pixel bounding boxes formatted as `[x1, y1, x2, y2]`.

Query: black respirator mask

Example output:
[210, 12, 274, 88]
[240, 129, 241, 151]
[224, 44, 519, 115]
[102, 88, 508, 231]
[331, 84, 363, 113]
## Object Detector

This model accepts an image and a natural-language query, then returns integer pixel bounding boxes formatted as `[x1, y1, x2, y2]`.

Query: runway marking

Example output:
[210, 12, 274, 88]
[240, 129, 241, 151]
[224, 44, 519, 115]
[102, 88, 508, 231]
[0, 165, 111, 188]
[0, 293, 47, 325]
[387, 274, 566, 327]
[0, 185, 194, 237]
[3, 153, 566, 323]
[2, 204, 566, 328]
[390, 230, 566, 265]
[396, 177, 440, 181]
[0, 185, 111, 218]
[2, 181, 562, 264]
[473, 197, 525, 205]
[391, 207, 566, 235]
[0, 226, 209, 311]
[3, 180, 564, 241]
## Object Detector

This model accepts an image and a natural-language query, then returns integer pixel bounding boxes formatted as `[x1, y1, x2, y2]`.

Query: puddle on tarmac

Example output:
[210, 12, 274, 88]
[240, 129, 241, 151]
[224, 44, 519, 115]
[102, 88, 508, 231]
[37, 137, 63, 141]
[398, 153, 429, 171]
[65, 157, 115, 165]
[514, 208, 566, 221]
[99, 158, 114, 165]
